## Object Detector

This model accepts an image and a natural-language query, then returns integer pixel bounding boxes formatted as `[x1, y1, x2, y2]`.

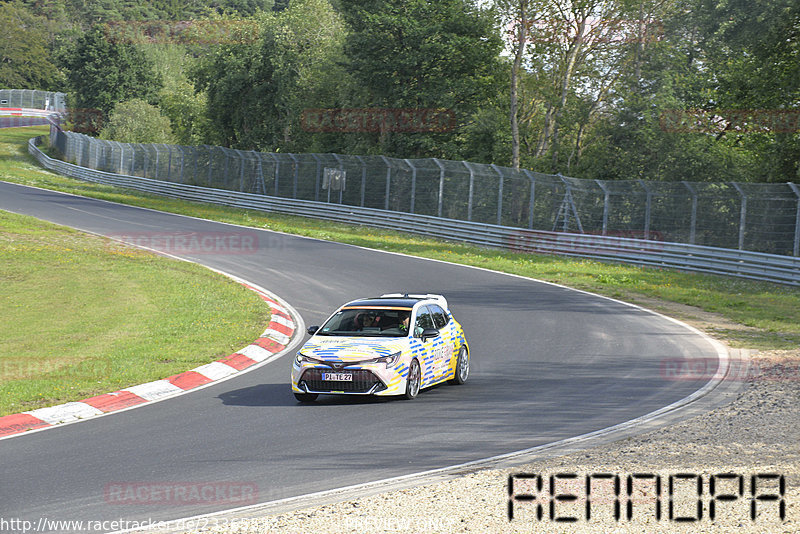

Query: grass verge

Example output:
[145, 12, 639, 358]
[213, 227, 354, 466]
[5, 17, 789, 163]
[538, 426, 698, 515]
[3, 127, 799, 352]
[0, 193, 268, 416]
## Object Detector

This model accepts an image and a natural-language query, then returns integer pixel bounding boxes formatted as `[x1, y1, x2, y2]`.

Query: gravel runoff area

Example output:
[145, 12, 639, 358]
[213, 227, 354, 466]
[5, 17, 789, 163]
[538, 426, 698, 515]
[185, 303, 799, 534]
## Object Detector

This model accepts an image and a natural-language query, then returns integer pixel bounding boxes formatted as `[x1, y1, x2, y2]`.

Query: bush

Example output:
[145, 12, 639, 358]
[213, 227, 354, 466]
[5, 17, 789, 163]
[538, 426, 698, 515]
[99, 99, 176, 144]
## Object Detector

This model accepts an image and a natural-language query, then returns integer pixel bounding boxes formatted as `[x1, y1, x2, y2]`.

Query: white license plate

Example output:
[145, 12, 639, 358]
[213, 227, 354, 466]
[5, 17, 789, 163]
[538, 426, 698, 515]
[322, 372, 353, 381]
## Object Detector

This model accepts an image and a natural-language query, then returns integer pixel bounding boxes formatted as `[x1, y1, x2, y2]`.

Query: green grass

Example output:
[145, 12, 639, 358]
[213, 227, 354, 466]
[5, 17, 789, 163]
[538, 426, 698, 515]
[0, 200, 268, 416]
[3, 127, 799, 353]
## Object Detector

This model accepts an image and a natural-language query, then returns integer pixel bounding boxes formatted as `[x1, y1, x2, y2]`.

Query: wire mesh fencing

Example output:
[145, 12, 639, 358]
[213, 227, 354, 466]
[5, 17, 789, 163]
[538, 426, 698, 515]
[0, 89, 67, 112]
[49, 125, 800, 257]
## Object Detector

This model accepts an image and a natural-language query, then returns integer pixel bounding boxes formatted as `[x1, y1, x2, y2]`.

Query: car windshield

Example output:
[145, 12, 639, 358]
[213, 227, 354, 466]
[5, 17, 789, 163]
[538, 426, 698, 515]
[317, 308, 412, 337]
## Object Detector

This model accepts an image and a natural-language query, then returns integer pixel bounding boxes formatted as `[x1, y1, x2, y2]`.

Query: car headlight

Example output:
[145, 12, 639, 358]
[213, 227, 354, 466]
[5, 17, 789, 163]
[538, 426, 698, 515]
[295, 352, 322, 365]
[365, 351, 401, 366]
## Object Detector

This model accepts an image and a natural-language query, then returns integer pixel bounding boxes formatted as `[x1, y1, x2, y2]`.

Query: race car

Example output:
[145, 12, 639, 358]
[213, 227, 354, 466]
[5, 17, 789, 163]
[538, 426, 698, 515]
[291, 294, 469, 401]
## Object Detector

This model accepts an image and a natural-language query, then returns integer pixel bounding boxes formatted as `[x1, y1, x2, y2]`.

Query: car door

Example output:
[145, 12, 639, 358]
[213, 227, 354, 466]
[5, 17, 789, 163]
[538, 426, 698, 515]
[429, 304, 456, 381]
[413, 306, 440, 387]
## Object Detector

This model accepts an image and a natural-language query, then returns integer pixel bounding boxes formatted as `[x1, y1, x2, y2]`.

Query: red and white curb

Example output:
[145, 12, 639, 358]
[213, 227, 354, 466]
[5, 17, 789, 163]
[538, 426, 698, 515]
[0, 280, 298, 439]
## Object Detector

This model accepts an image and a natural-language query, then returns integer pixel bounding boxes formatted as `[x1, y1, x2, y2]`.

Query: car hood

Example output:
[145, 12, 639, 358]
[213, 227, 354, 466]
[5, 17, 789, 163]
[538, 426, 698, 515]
[300, 336, 408, 362]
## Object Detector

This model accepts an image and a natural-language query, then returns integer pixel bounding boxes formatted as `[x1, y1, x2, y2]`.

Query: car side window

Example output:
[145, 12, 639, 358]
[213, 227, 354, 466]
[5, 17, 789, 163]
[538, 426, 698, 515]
[414, 307, 435, 337]
[429, 304, 449, 329]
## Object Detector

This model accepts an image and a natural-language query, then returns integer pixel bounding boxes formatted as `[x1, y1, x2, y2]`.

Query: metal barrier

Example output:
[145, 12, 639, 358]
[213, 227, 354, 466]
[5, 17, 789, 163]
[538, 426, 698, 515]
[28, 136, 800, 286]
[0, 116, 52, 128]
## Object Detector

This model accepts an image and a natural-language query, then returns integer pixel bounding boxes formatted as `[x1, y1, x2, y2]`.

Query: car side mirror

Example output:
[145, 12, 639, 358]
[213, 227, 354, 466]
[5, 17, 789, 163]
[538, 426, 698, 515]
[420, 328, 439, 341]
[307, 326, 319, 335]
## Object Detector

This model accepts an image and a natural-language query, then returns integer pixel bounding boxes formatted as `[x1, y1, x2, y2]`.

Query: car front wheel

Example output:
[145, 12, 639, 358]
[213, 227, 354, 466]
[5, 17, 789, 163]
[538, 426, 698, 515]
[294, 392, 318, 402]
[404, 359, 421, 400]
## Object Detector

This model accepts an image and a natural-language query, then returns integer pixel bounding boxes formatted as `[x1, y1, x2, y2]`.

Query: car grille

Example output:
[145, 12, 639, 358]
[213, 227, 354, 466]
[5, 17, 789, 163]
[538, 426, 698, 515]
[300, 368, 385, 393]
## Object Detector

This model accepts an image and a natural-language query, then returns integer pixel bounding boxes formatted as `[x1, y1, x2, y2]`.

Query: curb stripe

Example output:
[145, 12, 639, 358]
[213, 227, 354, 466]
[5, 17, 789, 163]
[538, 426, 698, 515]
[267, 321, 293, 336]
[82, 391, 148, 413]
[191, 362, 238, 381]
[253, 338, 286, 352]
[0, 414, 50, 437]
[269, 315, 294, 329]
[217, 353, 258, 371]
[124, 380, 184, 402]
[26, 402, 104, 425]
[237, 344, 276, 363]
[167, 371, 213, 390]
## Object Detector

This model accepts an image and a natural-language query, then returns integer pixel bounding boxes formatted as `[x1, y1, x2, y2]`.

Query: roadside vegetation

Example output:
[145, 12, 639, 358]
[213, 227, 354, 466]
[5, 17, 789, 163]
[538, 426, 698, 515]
[0, 133, 269, 415]
[3, 127, 798, 360]
[3, 0, 797, 182]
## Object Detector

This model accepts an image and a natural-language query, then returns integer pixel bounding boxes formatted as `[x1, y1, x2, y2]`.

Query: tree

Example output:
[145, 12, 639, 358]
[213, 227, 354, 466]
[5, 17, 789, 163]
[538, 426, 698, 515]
[159, 81, 213, 145]
[99, 98, 175, 143]
[193, 0, 347, 150]
[338, 0, 503, 158]
[62, 26, 162, 133]
[0, 2, 63, 90]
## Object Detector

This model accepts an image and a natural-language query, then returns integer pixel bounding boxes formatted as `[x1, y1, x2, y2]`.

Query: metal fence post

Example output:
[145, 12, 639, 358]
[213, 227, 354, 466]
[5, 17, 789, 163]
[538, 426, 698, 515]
[289, 154, 299, 199]
[269, 153, 279, 196]
[253, 151, 266, 195]
[238, 151, 245, 191]
[312, 153, 322, 202]
[522, 169, 536, 230]
[142, 144, 151, 178]
[192, 146, 199, 183]
[789, 182, 800, 257]
[433, 158, 445, 218]
[178, 146, 185, 182]
[404, 159, 417, 214]
[491, 164, 504, 226]
[731, 182, 747, 250]
[355, 155, 367, 207]
[462, 161, 475, 222]
[380, 156, 391, 211]
[332, 153, 345, 204]
[154, 144, 160, 179]
[113, 141, 123, 174]
[167, 145, 173, 180]
[595, 179, 610, 236]
[683, 181, 698, 244]
[638, 179, 652, 240]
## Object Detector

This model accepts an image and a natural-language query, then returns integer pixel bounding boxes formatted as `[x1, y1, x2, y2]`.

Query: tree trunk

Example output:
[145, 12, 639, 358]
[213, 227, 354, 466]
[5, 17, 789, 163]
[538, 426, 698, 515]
[510, 2, 528, 171]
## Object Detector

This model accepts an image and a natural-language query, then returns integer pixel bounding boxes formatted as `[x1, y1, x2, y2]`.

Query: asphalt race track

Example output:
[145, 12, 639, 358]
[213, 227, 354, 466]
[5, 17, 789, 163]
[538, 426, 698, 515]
[0, 180, 720, 531]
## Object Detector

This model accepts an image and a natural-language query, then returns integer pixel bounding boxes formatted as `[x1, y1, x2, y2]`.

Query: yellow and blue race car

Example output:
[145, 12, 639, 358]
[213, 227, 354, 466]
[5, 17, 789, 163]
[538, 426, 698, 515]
[291, 294, 469, 401]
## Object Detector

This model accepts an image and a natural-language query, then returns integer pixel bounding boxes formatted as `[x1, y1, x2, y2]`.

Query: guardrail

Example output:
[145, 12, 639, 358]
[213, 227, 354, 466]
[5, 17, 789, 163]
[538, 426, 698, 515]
[0, 107, 58, 118]
[27, 136, 800, 286]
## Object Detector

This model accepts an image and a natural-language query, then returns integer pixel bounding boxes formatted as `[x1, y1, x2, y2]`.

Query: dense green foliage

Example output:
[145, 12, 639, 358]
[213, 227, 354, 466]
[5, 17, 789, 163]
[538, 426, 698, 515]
[4, 0, 799, 182]
[99, 98, 175, 143]
[194, 0, 347, 150]
[62, 27, 163, 132]
[0, 2, 63, 90]
[336, 0, 504, 158]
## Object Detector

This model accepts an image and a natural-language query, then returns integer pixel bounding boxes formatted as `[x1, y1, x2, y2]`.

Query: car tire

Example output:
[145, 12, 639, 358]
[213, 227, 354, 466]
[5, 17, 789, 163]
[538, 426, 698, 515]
[449, 345, 469, 385]
[404, 359, 421, 400]
[294, 392, 318, 402]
